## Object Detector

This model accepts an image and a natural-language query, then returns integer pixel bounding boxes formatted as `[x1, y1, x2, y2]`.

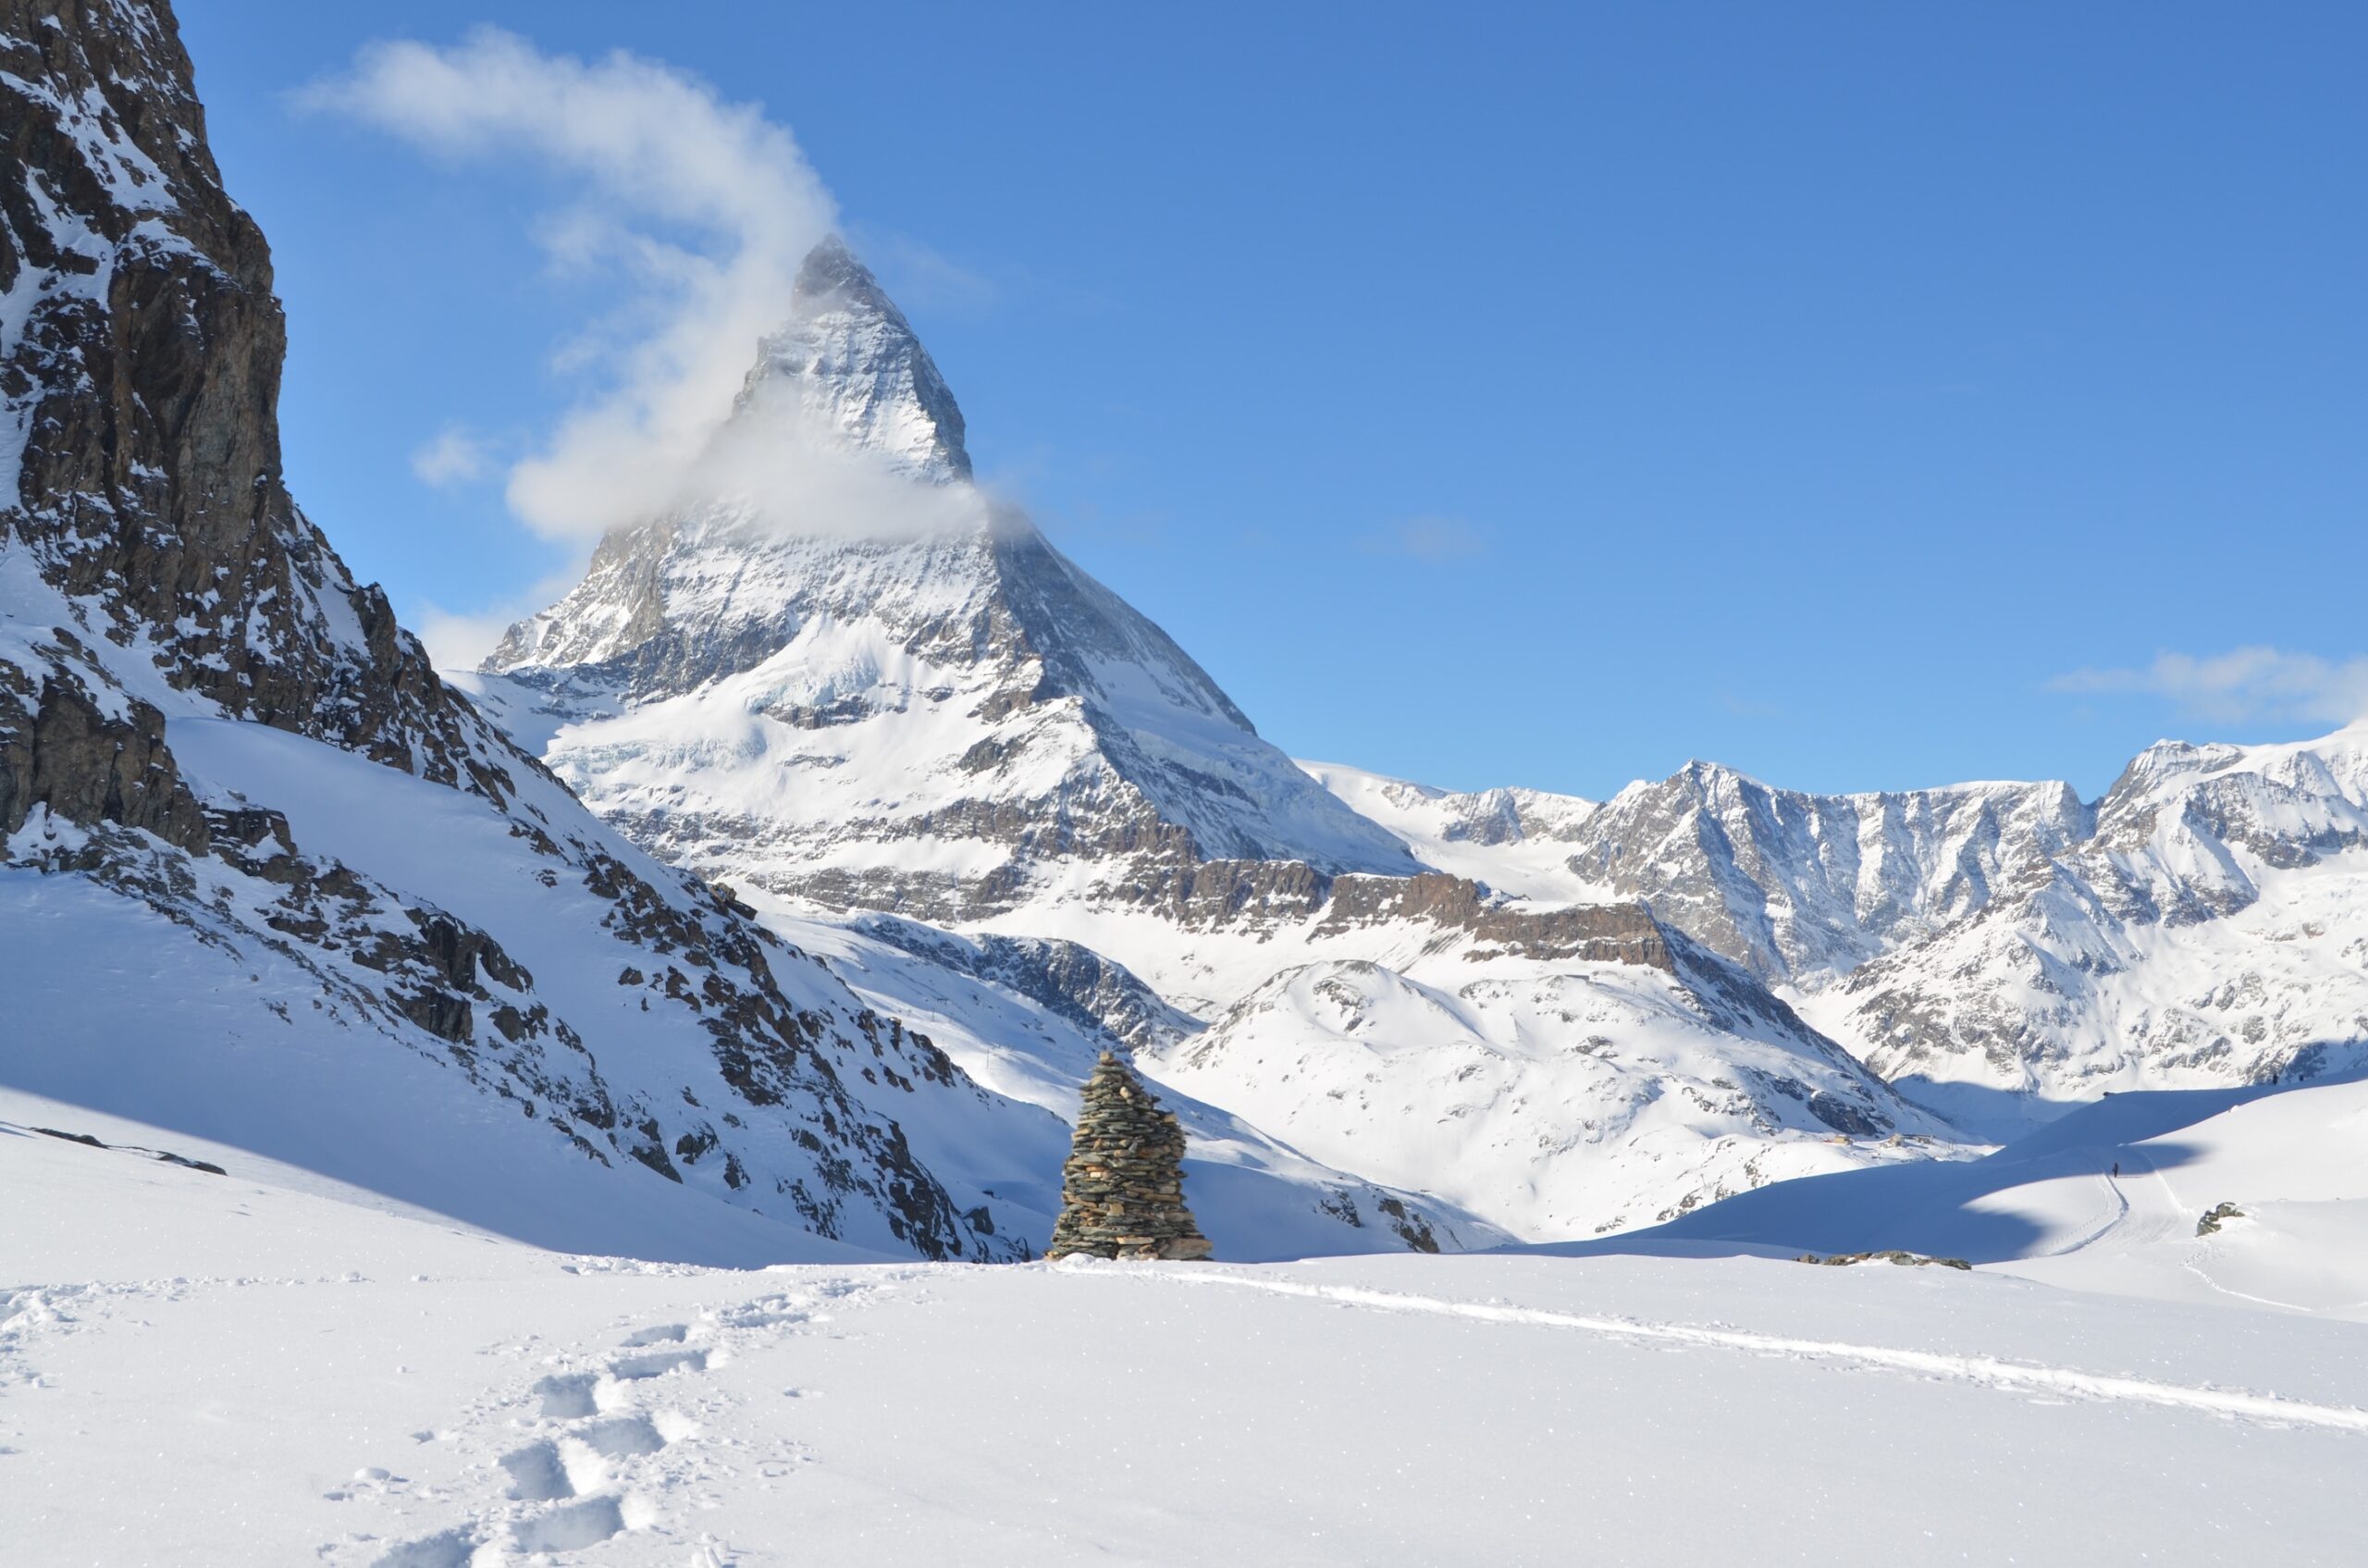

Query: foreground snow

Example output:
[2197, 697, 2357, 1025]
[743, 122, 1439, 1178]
[6, 1091, 2362, 1565]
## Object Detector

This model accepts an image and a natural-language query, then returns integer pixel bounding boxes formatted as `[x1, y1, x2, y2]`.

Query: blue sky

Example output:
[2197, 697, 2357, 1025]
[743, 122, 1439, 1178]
[179, 4, 2365, 799]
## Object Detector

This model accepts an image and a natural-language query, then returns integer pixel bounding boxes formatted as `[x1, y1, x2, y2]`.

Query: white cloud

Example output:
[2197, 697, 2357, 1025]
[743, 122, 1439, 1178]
[409, 425, 493, 488]
[412, 603, 524, 673]
[2050, 647, 2368, 726]
[1361, 516, 1489, 562]
[304, 29, 838, 539]
[410, 566, 587, 673]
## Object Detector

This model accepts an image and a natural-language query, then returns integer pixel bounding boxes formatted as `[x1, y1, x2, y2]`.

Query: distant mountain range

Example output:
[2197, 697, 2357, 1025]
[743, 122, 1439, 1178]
[7, 0, 2362, 1262]
[466, 223, 2368, 1228]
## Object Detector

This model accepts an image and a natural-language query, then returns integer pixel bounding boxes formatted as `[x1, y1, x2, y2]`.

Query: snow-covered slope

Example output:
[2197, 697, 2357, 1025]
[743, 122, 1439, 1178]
[1141, 931, 1966, 1240]
[9, 1089, 2366, 1565]
[1298, 759, 1598, 901]
[769, 905, 1496, 1258]
[0, 716, 1026, 1266]
[1565, 1070, 2368, 1318]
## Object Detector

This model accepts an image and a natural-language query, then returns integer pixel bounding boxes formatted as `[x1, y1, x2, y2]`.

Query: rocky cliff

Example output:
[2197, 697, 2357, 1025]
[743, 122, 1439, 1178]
[0, 0, 1065, 1265]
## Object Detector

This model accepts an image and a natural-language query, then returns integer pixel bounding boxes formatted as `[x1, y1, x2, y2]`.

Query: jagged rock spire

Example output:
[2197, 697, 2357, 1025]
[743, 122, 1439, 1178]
[734, 234, 971, 483]
[1047, 1052, 1213, 1261]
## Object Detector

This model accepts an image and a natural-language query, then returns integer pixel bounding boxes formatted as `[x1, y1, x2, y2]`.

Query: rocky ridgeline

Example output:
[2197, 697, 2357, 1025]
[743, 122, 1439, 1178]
[1047, 1053, 1213, 1261]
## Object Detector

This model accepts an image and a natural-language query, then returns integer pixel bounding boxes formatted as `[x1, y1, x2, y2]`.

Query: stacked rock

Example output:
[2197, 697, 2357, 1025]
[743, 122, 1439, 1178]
[1046, 1052, 1214, 1261]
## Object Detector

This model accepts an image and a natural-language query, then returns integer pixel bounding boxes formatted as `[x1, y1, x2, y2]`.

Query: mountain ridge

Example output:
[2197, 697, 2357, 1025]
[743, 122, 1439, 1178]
[468, 228, 2368, 1204]
[467, 235, 1987, 1240]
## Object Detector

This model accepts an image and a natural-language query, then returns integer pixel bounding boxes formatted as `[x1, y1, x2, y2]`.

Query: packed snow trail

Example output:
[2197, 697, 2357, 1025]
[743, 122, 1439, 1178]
[2038, 1167, 2132, 1258]
[1156, 1270, 2368, 1434]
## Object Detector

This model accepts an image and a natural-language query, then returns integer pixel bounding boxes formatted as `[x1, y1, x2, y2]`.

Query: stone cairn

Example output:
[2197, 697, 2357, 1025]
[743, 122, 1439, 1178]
[1046, 1052, 1214, 1261]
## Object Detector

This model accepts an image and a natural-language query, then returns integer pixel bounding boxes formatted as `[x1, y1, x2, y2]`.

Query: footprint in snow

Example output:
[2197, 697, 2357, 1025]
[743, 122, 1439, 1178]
[362, 1295, 842, 1567]
[620, 1321, 689, 1346]
[508, 1493, 638, 1553]
[366, 1526, 475, 1568]
[500, 1413, 681, 1501]
[611, 1345, 710, 1380]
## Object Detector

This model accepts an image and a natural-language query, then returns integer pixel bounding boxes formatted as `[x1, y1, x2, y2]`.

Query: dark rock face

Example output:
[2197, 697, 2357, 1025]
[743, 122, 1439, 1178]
[0, 0, 1025, 1264]
[1, 0, 524, 833]
[1109, 857, 1331, 927]
[1046, 1052, 1212, 1261]
[745, 236, 971, 484]
[0, 670, 207, 850]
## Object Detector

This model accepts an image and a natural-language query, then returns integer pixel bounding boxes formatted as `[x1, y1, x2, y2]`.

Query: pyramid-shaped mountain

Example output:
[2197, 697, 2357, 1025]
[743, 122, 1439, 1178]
[479, 239, 1420, 922]
[471, 241, 1968, 1241]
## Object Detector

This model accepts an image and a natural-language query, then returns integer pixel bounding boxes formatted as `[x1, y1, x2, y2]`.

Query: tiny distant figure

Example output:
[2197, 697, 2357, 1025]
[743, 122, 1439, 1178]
[2112, 1162, 2121, 1179]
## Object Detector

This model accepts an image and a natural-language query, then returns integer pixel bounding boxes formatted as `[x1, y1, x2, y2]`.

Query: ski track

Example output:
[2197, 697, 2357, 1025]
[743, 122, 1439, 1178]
[1162, 1271, 2368, 1435]
[2041, 1169, 2132, 1259]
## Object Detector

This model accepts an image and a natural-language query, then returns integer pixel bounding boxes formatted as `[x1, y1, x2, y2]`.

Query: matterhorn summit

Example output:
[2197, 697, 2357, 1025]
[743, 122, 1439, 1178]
[738, 235, 972, 484]
[479, 237, 1419, 922]
[469, 238, 1970, 1241]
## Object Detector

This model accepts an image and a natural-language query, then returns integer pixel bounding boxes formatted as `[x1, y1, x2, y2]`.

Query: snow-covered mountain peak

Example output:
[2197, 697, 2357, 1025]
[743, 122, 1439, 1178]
[2099, 725, 2368, 830]
[475, 235, 1419, 909]
[734, 235, 970, 485]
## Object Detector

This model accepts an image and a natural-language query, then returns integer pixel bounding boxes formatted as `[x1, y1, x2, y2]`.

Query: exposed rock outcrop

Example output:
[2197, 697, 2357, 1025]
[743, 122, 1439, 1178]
[1, 0, 524, 813]
[1794, 1250, 1972, 1271]
[2196, 1202, 2245, 1237]
[0, 0, 1043, 1265]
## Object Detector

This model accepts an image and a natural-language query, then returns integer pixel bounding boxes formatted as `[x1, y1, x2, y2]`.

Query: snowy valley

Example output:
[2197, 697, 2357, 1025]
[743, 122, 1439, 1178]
[5, 1, 2366, 1562]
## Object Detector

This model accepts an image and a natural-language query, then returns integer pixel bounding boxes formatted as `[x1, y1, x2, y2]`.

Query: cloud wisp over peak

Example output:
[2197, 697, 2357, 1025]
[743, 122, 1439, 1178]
[305, 28, 837, 540]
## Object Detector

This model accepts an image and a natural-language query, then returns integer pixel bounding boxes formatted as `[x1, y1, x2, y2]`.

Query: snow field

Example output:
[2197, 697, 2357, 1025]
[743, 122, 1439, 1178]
[7, 1089, 2367, 1566]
